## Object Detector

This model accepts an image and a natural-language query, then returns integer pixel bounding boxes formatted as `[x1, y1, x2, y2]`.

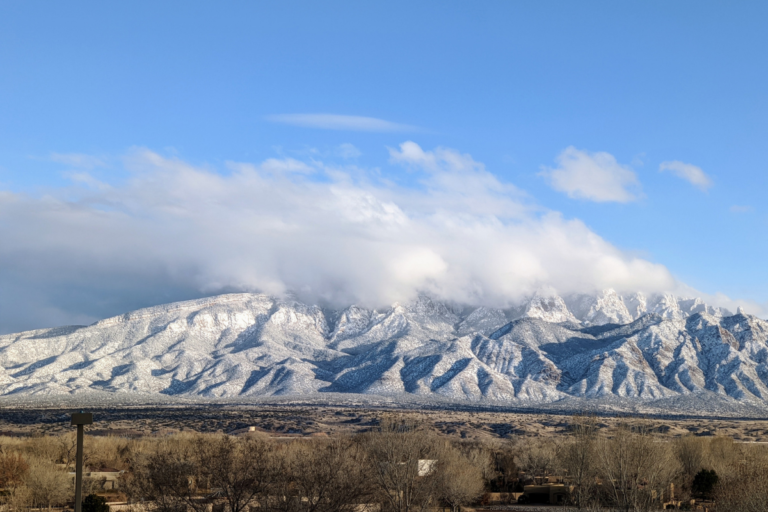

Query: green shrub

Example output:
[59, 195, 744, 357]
[692, 469, 718, 499]
[82, 494, 109, 512]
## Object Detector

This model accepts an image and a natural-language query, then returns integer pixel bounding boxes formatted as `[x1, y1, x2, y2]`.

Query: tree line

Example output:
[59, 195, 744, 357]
[0, 415, 766, 511]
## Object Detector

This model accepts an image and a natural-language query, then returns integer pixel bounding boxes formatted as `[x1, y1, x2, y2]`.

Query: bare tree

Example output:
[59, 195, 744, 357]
[674, 436, 706, 482]
[714, 444, 768, 512]
[595, 423, 677, 512]
[25, 459, 71, 511]
[195, 435, 273, 512]
[493, 446, 518, 491]
[515, 438, 558, 484]
[268, 439, 373, 512]
[56, 433, 79, 471]
[0, 450, 29, 488]
[435, 443, 485, 512]
[84, 436, 132, 470]
[454, 441, 494, 484]
[4, 485, 32, 512]
[706, 436, 742, 480]
[124, 433, 276, 512]
[560, 415, 598, 509]
[23, 437, 60, 464]
[125, 440, 203, 512]
[362, 416, 441, 512]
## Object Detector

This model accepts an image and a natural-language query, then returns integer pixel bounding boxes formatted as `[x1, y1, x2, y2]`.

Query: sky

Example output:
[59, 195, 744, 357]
[1, 1, 767, 334]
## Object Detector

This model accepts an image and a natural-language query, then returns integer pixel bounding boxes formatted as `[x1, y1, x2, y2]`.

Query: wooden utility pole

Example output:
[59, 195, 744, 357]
[71, 412, 93, 512]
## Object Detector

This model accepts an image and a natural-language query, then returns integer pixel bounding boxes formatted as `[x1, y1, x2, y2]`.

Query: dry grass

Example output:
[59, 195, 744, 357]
[0, 405, 767, 443]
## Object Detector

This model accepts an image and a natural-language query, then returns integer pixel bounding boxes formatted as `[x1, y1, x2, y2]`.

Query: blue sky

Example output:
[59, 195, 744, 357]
[1, 1, 767, 333]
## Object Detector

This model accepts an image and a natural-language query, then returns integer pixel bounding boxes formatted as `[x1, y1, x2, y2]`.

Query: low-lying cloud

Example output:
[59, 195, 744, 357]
[0, 142, 752, 333]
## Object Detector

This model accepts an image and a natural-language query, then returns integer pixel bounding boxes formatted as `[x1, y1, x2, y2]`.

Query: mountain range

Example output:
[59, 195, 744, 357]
[2, 290, 768, 413]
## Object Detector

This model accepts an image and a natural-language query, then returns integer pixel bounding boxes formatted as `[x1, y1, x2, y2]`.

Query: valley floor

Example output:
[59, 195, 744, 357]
[2, 402, 768, 441]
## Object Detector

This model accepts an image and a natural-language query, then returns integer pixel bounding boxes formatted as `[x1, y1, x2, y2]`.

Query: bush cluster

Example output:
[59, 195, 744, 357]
[0, 415, 764, 511]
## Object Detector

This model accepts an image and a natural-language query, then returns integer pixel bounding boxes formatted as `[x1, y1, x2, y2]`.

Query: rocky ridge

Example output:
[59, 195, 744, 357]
[1, 290, 765, 410]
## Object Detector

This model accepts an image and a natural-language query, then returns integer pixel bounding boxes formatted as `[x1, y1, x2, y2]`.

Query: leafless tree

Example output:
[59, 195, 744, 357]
[85, 435, 133, 470]
[715, 447, 768, 511]
[56, 433, 78, 471]
[453, 441, 494, 484]
[195, 435, 274, 512]
[4, 485, 33, 512]
[268, 439, 373, 512]
[435, 443, 484, 512]
[23, 437, 59, 464]
[673, 435, 706, 482]
[515, 437, 558, 484]
[362, 416, 441, 512]
[560, 415, 598, 509]
[25, 458, 71, 511]
[595, 423, 676, 512]
[493, 445, 518, 491]
[0, 450, 29, 488]
[124, 439, 203, 512]
[706, 435, 742, 480]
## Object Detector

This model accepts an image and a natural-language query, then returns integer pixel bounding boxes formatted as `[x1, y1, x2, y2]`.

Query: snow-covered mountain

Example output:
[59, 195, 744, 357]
[2, 290, 764, 409]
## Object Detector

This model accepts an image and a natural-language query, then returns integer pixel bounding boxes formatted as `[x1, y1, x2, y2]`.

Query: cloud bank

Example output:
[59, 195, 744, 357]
[0, 142, 749, 334]
[540, 146, 641, 202]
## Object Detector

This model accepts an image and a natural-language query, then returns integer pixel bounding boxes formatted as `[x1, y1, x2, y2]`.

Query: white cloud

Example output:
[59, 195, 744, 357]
[1, 142, 745, 333]
[50, 152, 106, 169]
[388, 141, 529, 219]
[705, 292, 763, 317]
[730, 205, 753, 213]
[659, 160, 712, 191]
[389, 140, 483, 174]
[240, 157, 315, 175]
[337, 143, 362, 159]
[64, 172, 111, 190]
[266, 113, 418, 132]
[540, 146, 641, 203]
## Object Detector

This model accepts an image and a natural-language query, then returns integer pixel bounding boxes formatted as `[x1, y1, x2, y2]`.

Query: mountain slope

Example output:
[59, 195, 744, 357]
[0, 292, 763, 410]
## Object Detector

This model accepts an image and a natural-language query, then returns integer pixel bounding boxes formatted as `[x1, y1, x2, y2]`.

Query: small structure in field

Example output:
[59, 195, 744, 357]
[67, 467, 125, 490]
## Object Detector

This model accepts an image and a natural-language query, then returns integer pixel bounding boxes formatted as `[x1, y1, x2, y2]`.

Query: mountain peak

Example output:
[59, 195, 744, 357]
[522, 293, 578, 324]
[563, 289, 632, 326]
[0, 290, 759, 412]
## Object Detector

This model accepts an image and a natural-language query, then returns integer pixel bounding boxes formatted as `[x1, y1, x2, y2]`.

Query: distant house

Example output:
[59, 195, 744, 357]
[229, 426, 269, 435]
[68, 467, 124, 490]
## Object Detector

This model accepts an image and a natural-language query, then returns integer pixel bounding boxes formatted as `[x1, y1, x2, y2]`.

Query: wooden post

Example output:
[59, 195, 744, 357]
[71, 412, 93, 512]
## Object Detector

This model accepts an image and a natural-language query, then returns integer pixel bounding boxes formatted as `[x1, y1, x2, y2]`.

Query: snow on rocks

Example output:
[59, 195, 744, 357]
[0, 291, 762, 407]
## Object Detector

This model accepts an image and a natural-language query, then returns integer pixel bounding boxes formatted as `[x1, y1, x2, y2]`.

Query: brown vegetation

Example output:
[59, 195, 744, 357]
[0, 410, 768, 511]
[7, 404, 768, 442]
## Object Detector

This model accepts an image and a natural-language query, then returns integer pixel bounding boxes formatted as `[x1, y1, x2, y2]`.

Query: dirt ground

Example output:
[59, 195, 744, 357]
[0, 404, 766, 441]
